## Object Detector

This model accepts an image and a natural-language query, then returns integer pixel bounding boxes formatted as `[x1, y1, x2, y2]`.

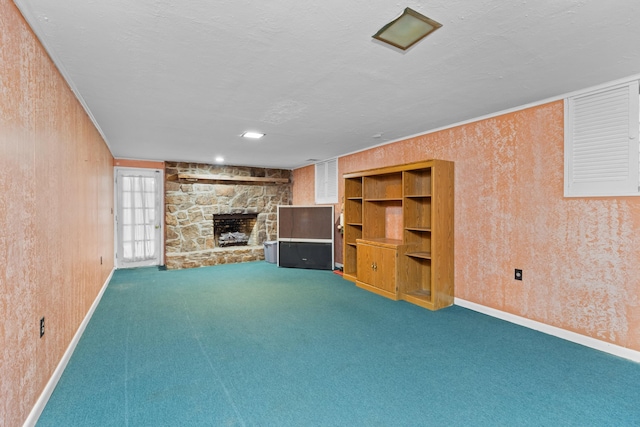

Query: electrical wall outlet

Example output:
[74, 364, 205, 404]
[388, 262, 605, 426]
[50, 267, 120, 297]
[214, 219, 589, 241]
[40, 317, 45, 338]
[515, 269, 523, 281]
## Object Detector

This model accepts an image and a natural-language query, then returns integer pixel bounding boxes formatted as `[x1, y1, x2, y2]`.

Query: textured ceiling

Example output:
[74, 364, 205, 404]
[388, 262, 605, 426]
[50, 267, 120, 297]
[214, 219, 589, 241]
[13, 0, 640, 169]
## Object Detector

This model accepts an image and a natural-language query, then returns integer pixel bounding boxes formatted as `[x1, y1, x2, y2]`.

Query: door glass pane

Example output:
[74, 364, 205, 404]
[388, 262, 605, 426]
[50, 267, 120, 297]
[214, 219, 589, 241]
[119, 174, 158, 263]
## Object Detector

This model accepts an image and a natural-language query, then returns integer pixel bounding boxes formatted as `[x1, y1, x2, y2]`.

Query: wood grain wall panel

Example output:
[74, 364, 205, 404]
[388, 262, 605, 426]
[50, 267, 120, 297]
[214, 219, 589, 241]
[113, 158, 165, 169]
[1, 1, 114, 425]
[293, 101, 640, 353]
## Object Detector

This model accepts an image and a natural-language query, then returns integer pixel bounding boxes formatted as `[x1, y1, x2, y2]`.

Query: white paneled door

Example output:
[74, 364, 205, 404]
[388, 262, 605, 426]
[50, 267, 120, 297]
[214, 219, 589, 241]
[115, 168, 163, 268]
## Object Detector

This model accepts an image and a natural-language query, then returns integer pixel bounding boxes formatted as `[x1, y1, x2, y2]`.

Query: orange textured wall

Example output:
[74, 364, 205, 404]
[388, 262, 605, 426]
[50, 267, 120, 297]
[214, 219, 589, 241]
[292, 164, 344, 262]
[0, 2, 114, 426]
[294, 101, 640, 352]
[292, 164, 315, 204]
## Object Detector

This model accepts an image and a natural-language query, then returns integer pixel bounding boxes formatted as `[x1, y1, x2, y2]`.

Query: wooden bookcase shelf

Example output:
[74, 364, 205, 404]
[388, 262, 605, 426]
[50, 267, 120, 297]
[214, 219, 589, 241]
[342, 159, 454, 311]
[406, 251, 432, 259]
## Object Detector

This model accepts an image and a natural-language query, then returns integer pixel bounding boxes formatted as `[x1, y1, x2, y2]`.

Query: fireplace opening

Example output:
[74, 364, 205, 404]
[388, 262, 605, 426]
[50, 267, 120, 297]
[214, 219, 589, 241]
[213, 213, 258, 247]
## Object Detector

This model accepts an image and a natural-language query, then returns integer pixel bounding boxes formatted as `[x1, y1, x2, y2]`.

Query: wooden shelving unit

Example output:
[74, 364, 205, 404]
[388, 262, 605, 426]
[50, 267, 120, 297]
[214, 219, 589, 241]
[343, 177, 363, 282]
[342, 160, 454, 311]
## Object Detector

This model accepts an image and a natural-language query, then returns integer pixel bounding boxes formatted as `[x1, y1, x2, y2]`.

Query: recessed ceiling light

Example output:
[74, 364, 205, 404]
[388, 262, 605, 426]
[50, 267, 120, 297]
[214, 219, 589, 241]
[241, 131, 265, 139]
[373, 7, 442, 51]
[215, 156, 224, 163]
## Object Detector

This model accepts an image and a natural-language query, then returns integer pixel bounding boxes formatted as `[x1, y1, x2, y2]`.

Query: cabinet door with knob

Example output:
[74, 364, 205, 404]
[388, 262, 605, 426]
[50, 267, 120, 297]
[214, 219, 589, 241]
[356, 239, 400, 299]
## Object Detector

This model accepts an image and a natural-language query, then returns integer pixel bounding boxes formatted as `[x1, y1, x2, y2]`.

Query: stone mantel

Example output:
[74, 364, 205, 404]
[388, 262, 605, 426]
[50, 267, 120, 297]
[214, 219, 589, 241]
[172, 172, 289, 184]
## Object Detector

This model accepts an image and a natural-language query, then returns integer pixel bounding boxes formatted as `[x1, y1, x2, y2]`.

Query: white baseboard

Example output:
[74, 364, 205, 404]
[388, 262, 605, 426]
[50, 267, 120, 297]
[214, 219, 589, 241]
[23, 268, 115, 427]
[454, 298, 640, 364]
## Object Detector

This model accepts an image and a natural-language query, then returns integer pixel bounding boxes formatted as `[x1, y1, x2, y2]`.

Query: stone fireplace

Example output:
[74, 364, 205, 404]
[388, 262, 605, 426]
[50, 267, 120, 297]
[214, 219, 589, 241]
[164, 162, 292, 269]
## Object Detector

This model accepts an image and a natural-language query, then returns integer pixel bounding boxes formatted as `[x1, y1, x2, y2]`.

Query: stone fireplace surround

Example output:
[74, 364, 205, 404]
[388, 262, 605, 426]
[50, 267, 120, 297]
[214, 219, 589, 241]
[164, 162, 292, 269]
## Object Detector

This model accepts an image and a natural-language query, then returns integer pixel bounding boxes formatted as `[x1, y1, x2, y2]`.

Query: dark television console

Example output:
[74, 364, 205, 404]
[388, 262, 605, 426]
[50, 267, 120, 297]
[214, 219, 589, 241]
[277, 205, 334, 270]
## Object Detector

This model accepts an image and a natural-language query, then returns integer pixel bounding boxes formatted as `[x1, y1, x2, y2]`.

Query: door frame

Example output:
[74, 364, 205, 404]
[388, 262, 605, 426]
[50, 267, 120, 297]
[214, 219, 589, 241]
[114, 167, 165, 269]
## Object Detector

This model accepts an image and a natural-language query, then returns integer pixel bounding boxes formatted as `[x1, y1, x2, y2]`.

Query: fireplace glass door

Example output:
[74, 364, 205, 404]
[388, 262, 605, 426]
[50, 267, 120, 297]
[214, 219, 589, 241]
[116, 168, 163, 268]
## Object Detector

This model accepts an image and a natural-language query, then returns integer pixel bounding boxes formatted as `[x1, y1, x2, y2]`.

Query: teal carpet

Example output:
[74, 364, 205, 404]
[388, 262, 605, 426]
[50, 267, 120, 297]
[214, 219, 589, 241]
[37, 262, 640, 426]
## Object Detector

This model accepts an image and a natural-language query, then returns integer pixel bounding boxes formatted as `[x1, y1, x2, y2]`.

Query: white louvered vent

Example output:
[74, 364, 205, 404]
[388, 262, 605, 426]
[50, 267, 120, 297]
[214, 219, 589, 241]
[565, 80, 639, 197]
[315, 158, 338, 204]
